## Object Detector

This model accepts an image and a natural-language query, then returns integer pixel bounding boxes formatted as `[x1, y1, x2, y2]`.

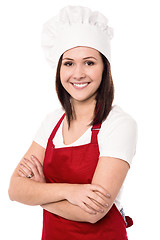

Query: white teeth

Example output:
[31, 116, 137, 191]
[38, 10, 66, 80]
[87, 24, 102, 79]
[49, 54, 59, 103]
[73, 83, 88, 88]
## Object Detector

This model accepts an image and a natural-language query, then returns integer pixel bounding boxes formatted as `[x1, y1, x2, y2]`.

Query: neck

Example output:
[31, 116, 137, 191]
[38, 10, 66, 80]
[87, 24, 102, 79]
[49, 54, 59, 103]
[71, 98, 96, 122]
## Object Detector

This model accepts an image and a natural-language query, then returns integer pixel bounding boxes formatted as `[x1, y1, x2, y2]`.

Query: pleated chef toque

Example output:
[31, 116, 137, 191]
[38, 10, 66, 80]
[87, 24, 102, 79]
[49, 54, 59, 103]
[41, 5, 113, 68]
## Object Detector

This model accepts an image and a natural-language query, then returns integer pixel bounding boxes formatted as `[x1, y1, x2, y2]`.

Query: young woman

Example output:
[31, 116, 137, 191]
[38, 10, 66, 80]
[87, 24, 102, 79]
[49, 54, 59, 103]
[8, 6, 138, 240]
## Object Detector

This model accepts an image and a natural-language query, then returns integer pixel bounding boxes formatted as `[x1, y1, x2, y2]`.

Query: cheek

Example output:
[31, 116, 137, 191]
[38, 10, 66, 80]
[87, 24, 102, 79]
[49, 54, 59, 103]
[91, 68, 103, 84]
[97, 66, 104, 82]
[60, 68, 72, 84]
[60, 71, 68, 86]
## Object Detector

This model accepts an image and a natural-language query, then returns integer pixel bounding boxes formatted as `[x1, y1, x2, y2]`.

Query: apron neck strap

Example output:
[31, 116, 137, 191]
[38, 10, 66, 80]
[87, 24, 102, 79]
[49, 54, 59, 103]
[48, 113, 102, 145]
[48, 113, 65, 142]
[91, 123, 102, 144]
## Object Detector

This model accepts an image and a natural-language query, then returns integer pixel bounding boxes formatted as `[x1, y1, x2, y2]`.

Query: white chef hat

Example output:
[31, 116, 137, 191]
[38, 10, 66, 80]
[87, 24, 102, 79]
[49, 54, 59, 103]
[41, 5, 113, 69]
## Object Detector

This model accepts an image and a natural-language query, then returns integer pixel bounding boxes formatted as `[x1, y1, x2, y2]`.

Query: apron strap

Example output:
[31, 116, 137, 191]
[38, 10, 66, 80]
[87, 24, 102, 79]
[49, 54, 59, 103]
[48, 113, 65, 143]
[48, 113, 102, 145]
[91, 122, 102, 144]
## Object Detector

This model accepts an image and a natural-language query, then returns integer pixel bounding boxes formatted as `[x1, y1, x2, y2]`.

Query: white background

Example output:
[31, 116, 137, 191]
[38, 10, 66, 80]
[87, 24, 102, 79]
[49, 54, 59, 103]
[1, 0, 160, 239]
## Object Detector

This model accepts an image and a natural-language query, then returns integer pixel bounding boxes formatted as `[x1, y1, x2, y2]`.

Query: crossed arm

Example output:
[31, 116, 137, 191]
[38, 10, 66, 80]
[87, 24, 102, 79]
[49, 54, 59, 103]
[8, 141, 129, 223]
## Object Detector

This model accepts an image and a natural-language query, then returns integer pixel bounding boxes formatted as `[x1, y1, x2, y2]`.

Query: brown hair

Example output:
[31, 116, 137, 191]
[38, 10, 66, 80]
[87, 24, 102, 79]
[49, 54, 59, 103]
[55, 52, 114, 127]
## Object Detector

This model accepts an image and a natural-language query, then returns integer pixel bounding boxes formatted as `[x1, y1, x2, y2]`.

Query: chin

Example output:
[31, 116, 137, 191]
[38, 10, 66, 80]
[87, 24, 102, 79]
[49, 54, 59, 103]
[72, 95, 96, 104]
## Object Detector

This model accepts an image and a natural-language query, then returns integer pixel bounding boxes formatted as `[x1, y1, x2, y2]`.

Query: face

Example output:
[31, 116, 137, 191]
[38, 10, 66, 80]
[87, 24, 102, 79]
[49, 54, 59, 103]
[60, 47, 104, 104]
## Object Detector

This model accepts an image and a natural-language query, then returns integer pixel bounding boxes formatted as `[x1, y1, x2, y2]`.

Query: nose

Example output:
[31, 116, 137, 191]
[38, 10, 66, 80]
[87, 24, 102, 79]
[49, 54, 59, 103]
[72, 65, 86, 80]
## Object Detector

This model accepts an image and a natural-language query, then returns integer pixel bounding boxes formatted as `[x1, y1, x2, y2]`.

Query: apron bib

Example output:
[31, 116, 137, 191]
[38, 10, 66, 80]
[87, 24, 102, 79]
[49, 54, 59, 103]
[42, 114, 133, 240]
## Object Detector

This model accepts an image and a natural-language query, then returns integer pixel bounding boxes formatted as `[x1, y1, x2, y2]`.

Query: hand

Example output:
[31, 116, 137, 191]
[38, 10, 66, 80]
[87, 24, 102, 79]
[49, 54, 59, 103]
[18, 155, 46, 183]
[65, 184, 111, 214]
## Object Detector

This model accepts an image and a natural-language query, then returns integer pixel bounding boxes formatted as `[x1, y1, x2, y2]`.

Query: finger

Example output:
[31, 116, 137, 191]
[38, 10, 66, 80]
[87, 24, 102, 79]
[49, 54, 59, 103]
[30, 155, 44, 176]
[95, 192, 109, 207]
[93, 191, 106, 200]
[19, 163, 33, 177]
[23, 158, 39, 178]
[88, 188, 107, 201]
[79, 202, 97, 215]
[18, 169, 27, 178]
[90, 184, 111, 198]
[88, 191, 108, 207]
[84, 197, 104, 213]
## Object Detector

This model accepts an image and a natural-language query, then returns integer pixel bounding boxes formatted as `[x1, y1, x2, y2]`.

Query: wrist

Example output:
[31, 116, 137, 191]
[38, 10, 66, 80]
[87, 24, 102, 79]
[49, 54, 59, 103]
[61, 183, 73, 200]
[56, 183, 72, 201]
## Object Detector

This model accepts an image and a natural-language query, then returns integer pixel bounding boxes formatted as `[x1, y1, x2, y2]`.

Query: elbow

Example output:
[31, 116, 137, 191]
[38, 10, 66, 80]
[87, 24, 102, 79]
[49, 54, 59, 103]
[8, 185, 15, 202]
[8, 177, 17, 202]
[89, 219, 98, 224]
[87, 209, 110, 224]
[88, 214, 102, 224]
[8, 177, 19, 202]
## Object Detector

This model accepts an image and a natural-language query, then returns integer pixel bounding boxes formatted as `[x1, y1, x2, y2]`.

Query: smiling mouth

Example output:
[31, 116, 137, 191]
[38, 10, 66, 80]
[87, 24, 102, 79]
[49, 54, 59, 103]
[71, 82, 90, 89]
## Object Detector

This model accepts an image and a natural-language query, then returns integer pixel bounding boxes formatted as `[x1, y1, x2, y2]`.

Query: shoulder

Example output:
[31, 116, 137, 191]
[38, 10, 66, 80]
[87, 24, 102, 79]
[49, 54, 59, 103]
[43, 108, 65, 127]
[33, 108, 65, 149]
[101, 105, 138, 132]
[98, 105, 138, 165]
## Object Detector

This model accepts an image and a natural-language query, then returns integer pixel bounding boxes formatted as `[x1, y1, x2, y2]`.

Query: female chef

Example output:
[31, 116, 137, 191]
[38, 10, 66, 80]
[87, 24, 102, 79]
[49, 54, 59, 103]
[8, 6, 138, 240]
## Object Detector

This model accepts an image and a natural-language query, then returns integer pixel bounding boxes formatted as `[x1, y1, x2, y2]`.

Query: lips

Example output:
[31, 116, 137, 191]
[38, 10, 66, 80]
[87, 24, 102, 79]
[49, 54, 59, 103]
[71, 82, 90, 89]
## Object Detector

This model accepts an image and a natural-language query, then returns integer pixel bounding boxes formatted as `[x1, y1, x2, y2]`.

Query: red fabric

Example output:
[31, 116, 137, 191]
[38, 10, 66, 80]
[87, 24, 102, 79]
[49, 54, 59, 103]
[42, 114, 133, 240]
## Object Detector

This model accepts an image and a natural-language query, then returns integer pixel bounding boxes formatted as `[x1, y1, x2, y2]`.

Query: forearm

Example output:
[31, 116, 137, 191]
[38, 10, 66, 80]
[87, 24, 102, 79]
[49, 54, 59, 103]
[41, 200, 93, 223]
[8, 176, 68, 206]
[41, 200, 108, 223]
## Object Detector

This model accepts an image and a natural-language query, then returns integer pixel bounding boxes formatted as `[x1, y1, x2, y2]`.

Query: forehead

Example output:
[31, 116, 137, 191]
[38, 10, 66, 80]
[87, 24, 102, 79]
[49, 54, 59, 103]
[63, 46, 101, 59]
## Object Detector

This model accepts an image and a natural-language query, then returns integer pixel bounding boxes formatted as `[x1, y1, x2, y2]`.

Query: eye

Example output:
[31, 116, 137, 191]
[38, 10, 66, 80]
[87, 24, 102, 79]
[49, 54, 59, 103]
[85, 61, 95, 66]
[63, 61, 73, 67]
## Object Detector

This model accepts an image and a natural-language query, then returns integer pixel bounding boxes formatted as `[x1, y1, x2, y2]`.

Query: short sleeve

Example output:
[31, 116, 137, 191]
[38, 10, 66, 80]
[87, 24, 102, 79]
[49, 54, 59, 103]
[33, 108, 64, 149]
[98, 116, 138, 165]
[33, 115, 49, 149]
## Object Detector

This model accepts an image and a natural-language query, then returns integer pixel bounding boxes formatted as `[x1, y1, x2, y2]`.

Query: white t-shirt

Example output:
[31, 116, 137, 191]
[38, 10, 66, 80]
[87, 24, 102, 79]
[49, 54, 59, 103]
[33, 105, 138, 210]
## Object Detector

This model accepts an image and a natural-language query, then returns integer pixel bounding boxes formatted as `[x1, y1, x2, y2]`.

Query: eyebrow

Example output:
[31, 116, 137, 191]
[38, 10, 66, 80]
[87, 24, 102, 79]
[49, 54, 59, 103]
[62, 56, 98, 61]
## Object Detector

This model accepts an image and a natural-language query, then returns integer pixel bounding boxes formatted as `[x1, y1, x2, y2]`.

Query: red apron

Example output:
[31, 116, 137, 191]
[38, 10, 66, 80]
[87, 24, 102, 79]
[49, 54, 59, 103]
[42, 114, 133, 240]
